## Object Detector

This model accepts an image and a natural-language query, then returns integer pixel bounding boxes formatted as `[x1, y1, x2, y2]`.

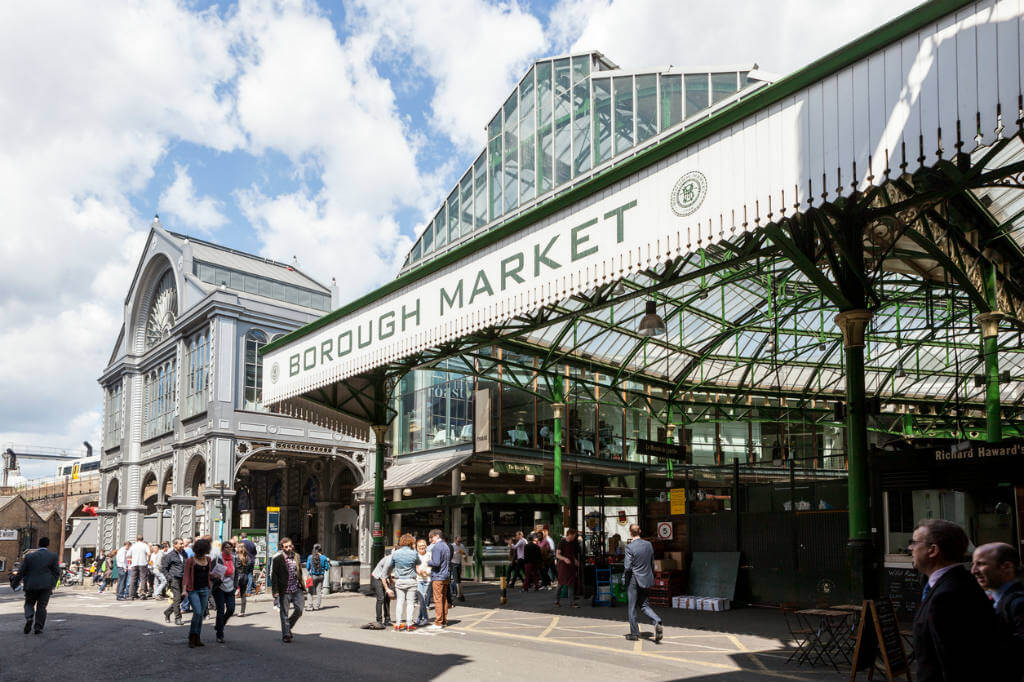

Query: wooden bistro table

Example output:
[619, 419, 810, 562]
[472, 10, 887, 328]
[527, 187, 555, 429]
[794, 608, 857, 670]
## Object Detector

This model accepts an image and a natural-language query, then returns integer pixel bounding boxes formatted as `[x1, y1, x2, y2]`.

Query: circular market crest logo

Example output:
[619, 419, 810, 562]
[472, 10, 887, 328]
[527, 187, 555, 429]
[670, 171, 707, 217]
[270, 362, 280, 384]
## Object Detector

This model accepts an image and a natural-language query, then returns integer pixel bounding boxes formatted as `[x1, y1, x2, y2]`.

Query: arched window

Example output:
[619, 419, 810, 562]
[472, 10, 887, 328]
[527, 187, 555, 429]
[244, 330, 268, 410]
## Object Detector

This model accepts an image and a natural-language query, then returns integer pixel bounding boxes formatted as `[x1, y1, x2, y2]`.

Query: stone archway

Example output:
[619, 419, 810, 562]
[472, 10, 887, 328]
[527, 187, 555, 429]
[140, 471, 158, 514]
[325, 462, 362, 558]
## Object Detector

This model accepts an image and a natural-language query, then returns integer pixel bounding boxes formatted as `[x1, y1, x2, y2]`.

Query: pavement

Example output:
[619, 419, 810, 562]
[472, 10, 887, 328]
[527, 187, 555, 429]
[0, 583, 852, 681]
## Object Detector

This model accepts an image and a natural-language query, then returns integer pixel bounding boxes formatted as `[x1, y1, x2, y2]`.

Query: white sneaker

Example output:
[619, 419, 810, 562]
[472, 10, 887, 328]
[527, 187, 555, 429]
[425, 624, 444, 631]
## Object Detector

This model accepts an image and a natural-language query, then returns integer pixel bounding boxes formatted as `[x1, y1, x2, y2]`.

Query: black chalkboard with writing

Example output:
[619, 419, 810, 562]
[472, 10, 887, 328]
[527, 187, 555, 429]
[885, 566, 922, 621]
[850, 598, 911, 681]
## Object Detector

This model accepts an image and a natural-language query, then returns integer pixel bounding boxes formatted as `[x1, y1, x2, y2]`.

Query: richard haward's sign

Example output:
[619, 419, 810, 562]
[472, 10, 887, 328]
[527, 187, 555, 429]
[933, 438, 1024, 464]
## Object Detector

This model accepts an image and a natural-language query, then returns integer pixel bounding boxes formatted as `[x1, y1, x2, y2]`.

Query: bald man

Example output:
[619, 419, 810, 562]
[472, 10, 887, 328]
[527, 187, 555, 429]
[972, 542, 1024, 643]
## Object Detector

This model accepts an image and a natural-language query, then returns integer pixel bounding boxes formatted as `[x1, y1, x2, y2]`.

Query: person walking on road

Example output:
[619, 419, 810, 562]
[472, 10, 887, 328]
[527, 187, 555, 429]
[389, 534, 420, 631]
[161, 538, 186, 625]
[415, 538, 432, 626]
[115, 541, 130, 600]
[426, 529, 451, 630]
[271, 537, 305, 643]
[20, 537, 59, 635]
[152, 542, 169, 599]
[234, 544, 253, 616]
[367, 550, 393, 629]
[128, 535, 151, 600]
[911, 519, 1012, 681]
[507, 531, 526, 589]
[555, 528, 581, 607]
[183, 537, 212, 648]
[623, 524, 662, 643]
[210, 540, 236, 644]
[305, 543, 329, 611]
[450, 536, 468, 601]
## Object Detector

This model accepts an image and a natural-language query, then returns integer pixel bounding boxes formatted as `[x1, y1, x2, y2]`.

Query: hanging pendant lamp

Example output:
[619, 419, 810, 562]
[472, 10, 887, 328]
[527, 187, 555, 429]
[638, 300, 666, 337]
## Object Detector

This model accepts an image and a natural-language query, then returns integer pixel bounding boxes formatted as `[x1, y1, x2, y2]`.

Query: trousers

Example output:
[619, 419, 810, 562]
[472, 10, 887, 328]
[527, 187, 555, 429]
[394, 579, 418, 627]
[371, 576, 391, 623]
[213, 589, 235, 637]
[164, 577, 183, 620]
[432, 580, 449, 626]
[24, 588, 52, 631]
[626, 580, 661, 637]
[278, 590, 304, 637]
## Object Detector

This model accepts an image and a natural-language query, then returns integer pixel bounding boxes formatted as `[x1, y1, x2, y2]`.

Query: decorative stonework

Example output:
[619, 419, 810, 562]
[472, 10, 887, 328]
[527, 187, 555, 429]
[207, 320, 216, 401]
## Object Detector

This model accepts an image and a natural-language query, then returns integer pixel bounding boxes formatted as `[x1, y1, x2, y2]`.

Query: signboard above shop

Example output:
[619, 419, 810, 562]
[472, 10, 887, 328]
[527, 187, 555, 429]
[493, 461, 544, 476]
[637, 439, 689, 462]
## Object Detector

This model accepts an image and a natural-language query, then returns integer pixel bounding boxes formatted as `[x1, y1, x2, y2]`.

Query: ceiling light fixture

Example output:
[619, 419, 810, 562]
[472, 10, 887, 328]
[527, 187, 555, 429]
[638, 300, 666, 337]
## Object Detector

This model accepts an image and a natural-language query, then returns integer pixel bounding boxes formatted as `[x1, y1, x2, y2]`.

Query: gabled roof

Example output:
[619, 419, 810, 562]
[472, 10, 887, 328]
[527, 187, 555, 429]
[0, 495, 17, 513]
[164, 230, 329, 293]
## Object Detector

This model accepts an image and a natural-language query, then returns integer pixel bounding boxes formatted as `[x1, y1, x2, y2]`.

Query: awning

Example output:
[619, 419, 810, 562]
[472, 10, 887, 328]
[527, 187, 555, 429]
[354, 451, 472, 494]
[65, 519, 97, 549]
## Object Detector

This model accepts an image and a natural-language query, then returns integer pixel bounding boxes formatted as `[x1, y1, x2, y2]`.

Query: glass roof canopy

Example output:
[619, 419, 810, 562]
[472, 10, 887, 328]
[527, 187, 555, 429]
[402, 52, 771, 273]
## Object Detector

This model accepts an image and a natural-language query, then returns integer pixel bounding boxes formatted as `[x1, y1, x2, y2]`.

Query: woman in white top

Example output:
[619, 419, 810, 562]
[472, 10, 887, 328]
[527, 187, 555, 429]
[415, 538, 432, 626]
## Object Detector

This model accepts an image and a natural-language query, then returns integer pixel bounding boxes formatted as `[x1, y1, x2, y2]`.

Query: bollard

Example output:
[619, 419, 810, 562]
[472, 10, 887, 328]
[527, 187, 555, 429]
[499, 565, 507, 605]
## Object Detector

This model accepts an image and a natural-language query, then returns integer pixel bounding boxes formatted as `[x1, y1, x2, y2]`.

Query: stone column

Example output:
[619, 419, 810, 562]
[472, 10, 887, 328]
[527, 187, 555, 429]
[203, 487, 235, 541]
[96, 508, 118, 553]
[154, 503, 168, 543]
[316, 501, 334, 555]
[168, 496, 199, 540]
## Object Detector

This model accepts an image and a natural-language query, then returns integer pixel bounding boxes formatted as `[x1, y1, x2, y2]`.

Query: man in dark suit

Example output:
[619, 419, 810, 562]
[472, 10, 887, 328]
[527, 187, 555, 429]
[972, 542, 1024, 643]
[20, 536, 60, 635]
[623, 523, 662, 643]
[910, 519, 1012, 681]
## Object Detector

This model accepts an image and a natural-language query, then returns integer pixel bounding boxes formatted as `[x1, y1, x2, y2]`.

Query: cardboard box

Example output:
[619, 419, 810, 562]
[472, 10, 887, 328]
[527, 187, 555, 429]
[664, 551, 683, 564]
[652, 558, 678, 572]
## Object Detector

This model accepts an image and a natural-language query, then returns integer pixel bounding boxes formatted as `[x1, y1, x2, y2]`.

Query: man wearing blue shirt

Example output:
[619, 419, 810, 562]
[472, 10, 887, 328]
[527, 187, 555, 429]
[426, 529, 451, 630]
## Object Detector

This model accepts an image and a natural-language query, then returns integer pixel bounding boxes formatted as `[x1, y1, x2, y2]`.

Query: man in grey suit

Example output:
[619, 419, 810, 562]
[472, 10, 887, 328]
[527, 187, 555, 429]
[20, 536, 60, 634]
[623, 524, 663, 642]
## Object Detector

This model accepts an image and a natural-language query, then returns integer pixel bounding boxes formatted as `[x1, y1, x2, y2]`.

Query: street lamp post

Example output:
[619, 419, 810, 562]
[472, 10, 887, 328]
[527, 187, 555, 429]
[216, 480, 227, 541]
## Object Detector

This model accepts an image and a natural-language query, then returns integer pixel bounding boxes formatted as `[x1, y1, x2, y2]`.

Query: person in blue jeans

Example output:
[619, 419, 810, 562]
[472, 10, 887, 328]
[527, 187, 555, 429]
[415, 538, 431, 625]
[305, 544, 329, 611]
[183, 537, 212, 648]
[210, 541, 236, 644]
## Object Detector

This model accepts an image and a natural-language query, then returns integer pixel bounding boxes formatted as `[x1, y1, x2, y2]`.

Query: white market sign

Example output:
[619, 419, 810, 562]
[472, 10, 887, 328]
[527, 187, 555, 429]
[0, 529, 18, 541]
[264, 0, 1021, 408]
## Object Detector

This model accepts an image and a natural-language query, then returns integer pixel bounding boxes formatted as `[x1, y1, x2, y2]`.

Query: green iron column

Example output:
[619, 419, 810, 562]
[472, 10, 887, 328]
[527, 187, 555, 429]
[370, 424, 388, 569]
[473, 497, 483, 581]
[552, 400, 565, 497]
[977, 260, 1005, 443]
[835, 309, 873, 598]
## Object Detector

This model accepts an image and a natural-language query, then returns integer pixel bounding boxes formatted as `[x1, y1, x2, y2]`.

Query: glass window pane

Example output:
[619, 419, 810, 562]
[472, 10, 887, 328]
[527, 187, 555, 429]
[503, 92, 518, 213]
[571, 55, 591, 176]
[614, 76, 634, 155]
[258, 278, 270, 298]
[447, 190, 459, 243]
[230, 271, 243, 290]
[518, 67, 535, 204]
[298, 289, 311, 308]
[243, 275, 258, 294]
[593, 77, 611, 164]
[489, 133, 502, 222]
[412, 238, 422, 262]
[660, 74, 682, 130]
[421, 217, 434, 253]
[286, 285, 298, 304]
[459, 172, 473, 237]
[536, 60, 553, 194]
[272, 282, 285, 300]
[685, 73, 709, 118]
[433, 207, 446, 249]
[554, 58, 572, 186]
[636, 74, 657, 143]
[711, 72, 738, 104]
[473, 155, 487, 228]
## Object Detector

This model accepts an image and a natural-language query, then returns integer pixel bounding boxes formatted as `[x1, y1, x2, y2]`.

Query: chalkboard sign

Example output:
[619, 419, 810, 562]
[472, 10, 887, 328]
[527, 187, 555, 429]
[850, 599, 912, 681]
[688, 551, 740, 601]
[885, 567, 923, 621]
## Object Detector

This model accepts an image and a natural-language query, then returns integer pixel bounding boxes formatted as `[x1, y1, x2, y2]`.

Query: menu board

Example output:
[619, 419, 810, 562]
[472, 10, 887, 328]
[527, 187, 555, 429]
[851, 598, 911, 680]
[885, 566, 923, 621]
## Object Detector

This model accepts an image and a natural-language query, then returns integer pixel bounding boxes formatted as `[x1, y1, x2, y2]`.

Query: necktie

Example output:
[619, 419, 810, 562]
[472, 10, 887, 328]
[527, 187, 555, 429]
[921, 582, 931, 601]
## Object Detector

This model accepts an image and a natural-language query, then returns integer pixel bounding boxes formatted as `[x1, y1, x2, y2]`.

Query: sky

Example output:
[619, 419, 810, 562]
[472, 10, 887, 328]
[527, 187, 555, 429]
[0, 0, 923, 481]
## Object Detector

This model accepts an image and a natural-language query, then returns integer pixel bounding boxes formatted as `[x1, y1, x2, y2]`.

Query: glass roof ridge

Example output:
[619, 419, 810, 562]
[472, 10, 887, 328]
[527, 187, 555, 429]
[400, 51, 772, 276]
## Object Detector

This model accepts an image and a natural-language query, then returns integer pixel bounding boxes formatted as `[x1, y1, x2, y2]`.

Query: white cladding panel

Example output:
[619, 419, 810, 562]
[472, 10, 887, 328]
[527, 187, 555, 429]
[264, 0, 1024, 407]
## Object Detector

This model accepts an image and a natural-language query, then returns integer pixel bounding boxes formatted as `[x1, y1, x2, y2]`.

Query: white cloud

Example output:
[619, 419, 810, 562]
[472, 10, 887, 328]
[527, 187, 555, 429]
[0, 1, 241, 456]
[158, 163, 228, 232]
[229, 0, 432, 294]
[352, 0, 546, 153]
[548, 0, 923, 76]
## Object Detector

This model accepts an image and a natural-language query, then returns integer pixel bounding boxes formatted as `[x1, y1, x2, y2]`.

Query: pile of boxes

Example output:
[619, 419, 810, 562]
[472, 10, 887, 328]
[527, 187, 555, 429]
[671, 596, 731, 611]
